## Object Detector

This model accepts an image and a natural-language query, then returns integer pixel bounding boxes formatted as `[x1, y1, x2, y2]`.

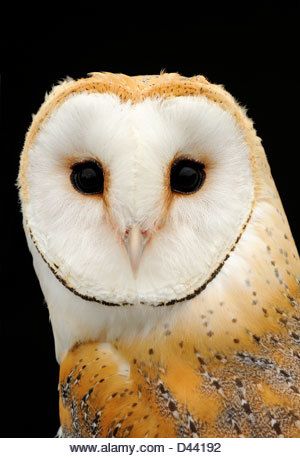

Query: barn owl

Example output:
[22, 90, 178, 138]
[18, 72, 300, 438]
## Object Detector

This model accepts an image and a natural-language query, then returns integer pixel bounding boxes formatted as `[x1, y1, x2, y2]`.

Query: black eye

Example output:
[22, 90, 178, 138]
[70, 161, 104, 194]
[170, 159, 205, 194]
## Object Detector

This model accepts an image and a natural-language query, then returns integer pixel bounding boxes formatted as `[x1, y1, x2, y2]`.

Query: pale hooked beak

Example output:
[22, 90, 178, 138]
[124, 225, 149, 275]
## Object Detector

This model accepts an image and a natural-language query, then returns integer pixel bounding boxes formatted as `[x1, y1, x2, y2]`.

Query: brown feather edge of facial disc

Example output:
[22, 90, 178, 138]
[26, 208, 253, 308]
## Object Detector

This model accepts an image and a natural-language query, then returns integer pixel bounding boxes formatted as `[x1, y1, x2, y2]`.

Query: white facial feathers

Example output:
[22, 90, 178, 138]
[23, 93, 254, 348]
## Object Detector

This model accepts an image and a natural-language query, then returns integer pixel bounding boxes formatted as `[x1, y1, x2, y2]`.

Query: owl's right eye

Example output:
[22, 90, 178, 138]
[70, 160, 104, 194]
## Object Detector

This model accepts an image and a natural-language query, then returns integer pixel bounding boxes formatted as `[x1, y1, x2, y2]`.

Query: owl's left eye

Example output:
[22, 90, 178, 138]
[170, 159, 205, 194]
[70, 160, 104, 194]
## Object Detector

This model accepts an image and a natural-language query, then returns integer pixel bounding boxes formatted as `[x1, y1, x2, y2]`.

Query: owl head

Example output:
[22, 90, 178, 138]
[18, 73, 268, 360]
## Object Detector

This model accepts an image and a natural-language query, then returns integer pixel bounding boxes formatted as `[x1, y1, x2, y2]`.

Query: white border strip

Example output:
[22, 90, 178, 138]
[0, 438, 299, 457]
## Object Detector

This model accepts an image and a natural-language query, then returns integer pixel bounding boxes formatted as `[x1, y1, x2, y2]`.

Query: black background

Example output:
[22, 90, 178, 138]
[1, 6, 299, 437]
